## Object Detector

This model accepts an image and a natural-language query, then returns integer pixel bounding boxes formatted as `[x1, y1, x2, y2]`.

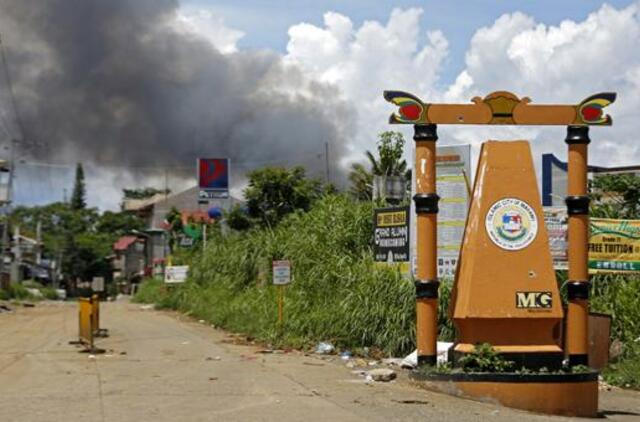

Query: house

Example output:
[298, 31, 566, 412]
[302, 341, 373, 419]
[111, 235, 146, 286]
[124, 186, 242, 230]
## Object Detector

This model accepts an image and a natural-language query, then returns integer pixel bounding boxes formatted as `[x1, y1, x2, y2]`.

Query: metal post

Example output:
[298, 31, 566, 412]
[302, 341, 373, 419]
[413, 124, 439, 366]
[324, 141, 330, 184]
[565, 125, 590, 367]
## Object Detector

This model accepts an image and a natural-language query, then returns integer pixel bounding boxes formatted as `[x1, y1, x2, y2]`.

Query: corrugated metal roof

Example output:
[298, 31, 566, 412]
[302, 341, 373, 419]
[113, 235, 138, 251]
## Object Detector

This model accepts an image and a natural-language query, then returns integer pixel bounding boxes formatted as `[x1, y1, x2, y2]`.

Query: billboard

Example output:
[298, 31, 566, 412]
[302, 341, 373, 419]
[589, 218, 640, 273]
[198, 158, 229, 200]
[374, 206, 410, 273]
[542, 209, 640, 274]
[543, 207, 569, 270]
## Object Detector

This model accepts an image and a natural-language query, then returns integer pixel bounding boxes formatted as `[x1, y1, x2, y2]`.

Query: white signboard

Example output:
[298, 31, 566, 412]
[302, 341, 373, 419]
[410, 145, 471, 278]
[91, 277, 105, 292]
[544, 207, 569, 270]
[165, 265, 189, 284]
[272, 260, 291, 285]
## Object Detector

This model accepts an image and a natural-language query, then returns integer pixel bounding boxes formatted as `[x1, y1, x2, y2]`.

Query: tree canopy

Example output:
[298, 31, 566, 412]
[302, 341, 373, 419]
[349, 131, 410, 200]
[70, 163, 86, 210]
[591, 174, 640, 219]
[244, 166, 323, 227]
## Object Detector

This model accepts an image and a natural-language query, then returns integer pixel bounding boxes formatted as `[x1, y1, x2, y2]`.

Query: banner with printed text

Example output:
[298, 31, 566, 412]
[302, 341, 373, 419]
[589, 218, 640, 274]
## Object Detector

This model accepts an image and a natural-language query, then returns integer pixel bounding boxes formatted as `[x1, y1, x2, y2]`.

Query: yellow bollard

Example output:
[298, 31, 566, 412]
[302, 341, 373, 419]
[72, 297, 105, 353]
[91, 294, 100, 335]
[78, 297, 93, 347]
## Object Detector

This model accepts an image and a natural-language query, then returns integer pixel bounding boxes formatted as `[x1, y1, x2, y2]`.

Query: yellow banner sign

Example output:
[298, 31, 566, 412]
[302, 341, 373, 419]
[589, 218, 640, 273]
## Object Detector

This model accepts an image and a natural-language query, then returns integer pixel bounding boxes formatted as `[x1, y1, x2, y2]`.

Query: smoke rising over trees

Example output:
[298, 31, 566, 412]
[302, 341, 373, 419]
[0, 0, 353, 208]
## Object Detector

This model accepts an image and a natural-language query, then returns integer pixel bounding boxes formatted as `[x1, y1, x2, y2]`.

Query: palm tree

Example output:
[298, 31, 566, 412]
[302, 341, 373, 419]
[349, 131, 411, 201]
[348, 162, 373, 200]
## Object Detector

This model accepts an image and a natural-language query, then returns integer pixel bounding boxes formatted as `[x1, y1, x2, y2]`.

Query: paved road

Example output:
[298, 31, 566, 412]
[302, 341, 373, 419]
[0, 300, 639, 422]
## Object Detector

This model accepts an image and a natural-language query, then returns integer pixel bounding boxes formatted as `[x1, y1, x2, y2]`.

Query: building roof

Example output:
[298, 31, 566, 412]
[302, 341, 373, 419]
[148, 186, 242, 229]
[113, 235, 139, 251]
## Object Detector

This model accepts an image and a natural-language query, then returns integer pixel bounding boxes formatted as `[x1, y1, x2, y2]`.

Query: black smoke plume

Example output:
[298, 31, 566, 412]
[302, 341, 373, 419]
[0, 0, 352, 207]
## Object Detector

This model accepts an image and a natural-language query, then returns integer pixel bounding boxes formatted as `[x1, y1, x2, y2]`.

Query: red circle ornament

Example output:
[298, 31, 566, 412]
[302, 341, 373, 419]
[399, 104, 421, 120]
[581, 105, 602, 122]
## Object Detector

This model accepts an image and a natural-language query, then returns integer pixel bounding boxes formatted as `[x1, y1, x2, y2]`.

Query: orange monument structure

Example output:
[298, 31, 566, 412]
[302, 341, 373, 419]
[384, 90, 616, 417]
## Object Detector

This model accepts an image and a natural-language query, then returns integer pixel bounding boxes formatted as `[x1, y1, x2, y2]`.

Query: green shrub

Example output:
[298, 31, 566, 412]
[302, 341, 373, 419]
[40, 287, 59, 300]
[458, 343, 514, 373]
[591, 275, 640, 389]
[6, 284, 35, 300]
[141, 195, 459, 356]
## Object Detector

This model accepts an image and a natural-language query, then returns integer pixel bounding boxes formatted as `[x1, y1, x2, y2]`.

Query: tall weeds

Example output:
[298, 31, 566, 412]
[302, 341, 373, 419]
[135, 195, 453, 356]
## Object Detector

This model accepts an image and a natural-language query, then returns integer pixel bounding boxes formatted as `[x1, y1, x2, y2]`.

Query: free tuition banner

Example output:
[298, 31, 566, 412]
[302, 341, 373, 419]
[589, 218, 640, 273]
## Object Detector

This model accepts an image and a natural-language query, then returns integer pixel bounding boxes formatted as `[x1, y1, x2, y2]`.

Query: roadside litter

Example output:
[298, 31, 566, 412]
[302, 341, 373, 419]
[401, 342, 452, 368]
[340, 351, 352, 360]
[315, 342, 335, 354]
[367, 368, 396, 382]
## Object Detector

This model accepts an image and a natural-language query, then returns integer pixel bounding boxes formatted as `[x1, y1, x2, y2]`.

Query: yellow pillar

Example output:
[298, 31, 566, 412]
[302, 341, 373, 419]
[565, 126, 590, 367]
[413, 124, 439, 366]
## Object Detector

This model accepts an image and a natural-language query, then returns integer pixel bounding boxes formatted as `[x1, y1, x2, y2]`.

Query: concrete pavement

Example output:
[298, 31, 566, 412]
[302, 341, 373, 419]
[0, 300, 639, 421]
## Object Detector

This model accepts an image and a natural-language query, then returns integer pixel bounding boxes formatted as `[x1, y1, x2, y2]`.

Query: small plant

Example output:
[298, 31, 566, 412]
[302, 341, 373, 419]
[458, 343, 514, 373]
[570, 364, 592, 374]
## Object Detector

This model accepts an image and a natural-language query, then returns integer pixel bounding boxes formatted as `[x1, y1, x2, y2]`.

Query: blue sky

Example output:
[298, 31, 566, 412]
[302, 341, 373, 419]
[185, 0, 635, 86]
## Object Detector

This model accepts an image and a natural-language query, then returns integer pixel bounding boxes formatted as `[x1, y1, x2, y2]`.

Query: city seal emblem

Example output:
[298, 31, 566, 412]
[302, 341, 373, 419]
[485, 198, 538, 251]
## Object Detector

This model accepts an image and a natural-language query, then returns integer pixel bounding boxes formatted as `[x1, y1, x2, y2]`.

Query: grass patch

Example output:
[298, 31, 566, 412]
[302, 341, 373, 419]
[136, 195, 453, 356]
[591, 275, 640, 389]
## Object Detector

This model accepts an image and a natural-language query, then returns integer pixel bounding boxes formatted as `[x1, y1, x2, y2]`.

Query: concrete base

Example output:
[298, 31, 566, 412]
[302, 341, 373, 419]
[410, 371, 599, 417]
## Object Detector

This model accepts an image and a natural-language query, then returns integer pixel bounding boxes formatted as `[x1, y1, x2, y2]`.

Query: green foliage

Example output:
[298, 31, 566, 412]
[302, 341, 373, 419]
[10, 202, 144, 282]
[136, 195, 460, 356]
[458, 343, 514, 373]
[374, 131, 408, 177]
[132, 278, 166, 305]
[225, 205, 252, 231]
[348, 131, 410, 201]
[348, 163, 373, 201]
[591, 275, 640, 345]
[70, 163, 86, 210]
[4, 284, 36, 300]
[590, 275, 640, 388]
[591, 174, 640, 219]
[245, 166, 323, 227]
[40, 287, 59, 300]
[603, 345, 640, 389]
[123, 187, 169, 200]
[96, 211, 145, 235]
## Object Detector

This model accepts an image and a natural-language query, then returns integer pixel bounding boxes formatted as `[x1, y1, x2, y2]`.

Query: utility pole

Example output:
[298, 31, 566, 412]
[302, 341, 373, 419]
[324, 141, 330, 184]
[10, 224, 20, 284]
[36, 219, 42, 265]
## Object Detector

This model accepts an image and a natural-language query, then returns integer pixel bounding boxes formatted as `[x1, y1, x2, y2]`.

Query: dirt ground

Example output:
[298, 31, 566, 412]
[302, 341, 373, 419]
[0, 300, 638, 422]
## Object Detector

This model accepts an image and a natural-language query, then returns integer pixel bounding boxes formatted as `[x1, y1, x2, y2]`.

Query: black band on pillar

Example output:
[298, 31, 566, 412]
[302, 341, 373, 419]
[567, 281, 590, 300]
[415, 280, 439, 299]
[413, 124, 438, 142]
[413, 193, 440, 214]
[417, 355, 437, 366]
[565, 195, 590, 215]
[569, 354, 589, 367]
[565, 125, 591, 145]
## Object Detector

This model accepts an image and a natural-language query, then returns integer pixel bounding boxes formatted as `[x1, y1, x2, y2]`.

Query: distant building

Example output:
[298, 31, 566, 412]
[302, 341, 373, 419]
[115, 186, 243, 285]
[542, 153, 640, 206]
[111, 235, 146, 285]
[123, 186, 242, 230]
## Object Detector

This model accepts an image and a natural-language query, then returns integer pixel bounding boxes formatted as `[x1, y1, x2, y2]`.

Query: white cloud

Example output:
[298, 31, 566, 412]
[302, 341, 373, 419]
[172, 7, 244, 54]
[283, 3, 640, 174]
[284, 9, 449, 164]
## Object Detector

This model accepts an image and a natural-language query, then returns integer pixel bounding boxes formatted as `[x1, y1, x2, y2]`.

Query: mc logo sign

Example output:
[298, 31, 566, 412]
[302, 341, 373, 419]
[516, 291, 552, 309]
